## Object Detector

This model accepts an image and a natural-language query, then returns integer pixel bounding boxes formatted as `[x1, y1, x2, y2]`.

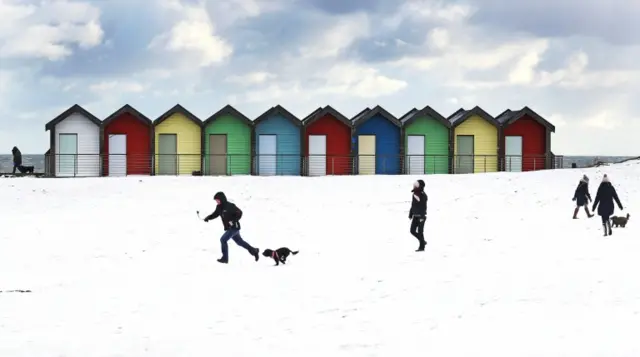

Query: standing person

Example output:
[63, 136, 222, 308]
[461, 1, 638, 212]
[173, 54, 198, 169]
[409, 179, 428, 252]
[592, 174, 624, 236]
[572, 174, 594, 219]
[204, 191, 260, 264]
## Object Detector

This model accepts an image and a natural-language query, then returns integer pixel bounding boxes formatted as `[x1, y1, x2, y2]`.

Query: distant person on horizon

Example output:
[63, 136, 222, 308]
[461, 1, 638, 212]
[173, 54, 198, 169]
[11, 146, 34, 174]
[572, 174, 594, 219]
[408, 179, 428, 252]
[204, 191, 260, 264]
[592, 174, 624, 236]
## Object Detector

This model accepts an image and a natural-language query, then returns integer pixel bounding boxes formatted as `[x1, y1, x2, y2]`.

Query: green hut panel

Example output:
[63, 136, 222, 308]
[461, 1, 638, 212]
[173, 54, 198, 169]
[203, 108, 252, 175]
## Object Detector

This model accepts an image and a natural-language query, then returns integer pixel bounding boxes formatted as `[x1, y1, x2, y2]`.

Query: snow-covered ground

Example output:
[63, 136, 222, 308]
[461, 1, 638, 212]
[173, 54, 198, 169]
[1, 162, 639, 357]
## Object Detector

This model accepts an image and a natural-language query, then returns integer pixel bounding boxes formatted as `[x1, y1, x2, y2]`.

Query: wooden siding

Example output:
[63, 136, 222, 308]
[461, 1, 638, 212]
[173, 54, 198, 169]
[204, 115, 251, 175]
[403, 116, 449, 174]
[154, 113, 202, 175]
[54, 113, 100, 177]
[254, 114, 301, 175]
[453, 115, 498, 173]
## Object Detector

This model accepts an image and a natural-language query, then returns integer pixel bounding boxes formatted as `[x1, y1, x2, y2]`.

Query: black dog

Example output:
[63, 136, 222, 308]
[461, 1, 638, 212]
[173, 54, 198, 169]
[262, 247, 298, 266]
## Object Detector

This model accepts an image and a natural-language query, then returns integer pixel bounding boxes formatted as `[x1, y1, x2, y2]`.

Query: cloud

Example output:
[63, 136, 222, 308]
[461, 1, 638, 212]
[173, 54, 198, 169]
[0, 0, 104, 60]
[148, 0, 233, 67]
[1, 0, 640, 156]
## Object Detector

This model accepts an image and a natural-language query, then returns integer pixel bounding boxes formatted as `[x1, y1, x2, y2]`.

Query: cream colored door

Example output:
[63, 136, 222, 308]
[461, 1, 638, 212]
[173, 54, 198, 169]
[358, 135, 376, 175]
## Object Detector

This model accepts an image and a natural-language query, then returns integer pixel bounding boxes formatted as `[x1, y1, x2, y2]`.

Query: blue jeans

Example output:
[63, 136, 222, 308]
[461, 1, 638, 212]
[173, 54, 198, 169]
[220, 228, 255, 260]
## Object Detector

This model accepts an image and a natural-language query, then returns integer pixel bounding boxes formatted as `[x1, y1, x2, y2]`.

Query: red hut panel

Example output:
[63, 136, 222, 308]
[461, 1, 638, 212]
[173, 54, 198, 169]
[102, 105, 153, 176]
[302, 106, 353, 175]
[498, 107, 555, 171]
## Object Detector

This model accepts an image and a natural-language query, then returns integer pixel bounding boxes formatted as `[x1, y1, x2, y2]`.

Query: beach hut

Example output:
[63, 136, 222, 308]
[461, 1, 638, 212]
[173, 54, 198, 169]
[252, 105, 302, 176]
[352, 105, 402, 175]
[400, 105, 451, 175]
[101, 104, 153, 176]
[202, 105, 253, 175]
[153, 104, 203, 175]
[448, 106, 500, 174]
[496, 106, 556, 172]
[301, 105, 353, 176]
[45, 104, 102, 177]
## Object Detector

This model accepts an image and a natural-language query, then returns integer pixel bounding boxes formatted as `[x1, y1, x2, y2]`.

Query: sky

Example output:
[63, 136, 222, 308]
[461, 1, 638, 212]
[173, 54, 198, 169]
[1, 0, 639, 155]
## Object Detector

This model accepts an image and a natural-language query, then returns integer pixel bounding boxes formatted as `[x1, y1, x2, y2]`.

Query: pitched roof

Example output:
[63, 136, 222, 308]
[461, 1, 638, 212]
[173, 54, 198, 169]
[153, 104, 203, 127]
[203, 104, 252, 127]
[253, 105, 301, 127]
[401, 105, 450, 128]
[399, 108, 418, 122]
[102, 104, 152, 127]
[501, 106, 555, 132]
[45, 104, 101, 131]
[351, 105, 401, 128]
[447, 106, 499, 128]
[301, 105, 352, 128]
[350, 107, 371, 121]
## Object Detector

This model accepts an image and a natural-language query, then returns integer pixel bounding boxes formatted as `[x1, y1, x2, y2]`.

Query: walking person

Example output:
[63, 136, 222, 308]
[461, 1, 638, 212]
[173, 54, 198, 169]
[11, 146, 34, 174]
[592, 174, 624, 236]
[572, 174, 594, 219]
[409, 179, 428, 252]
[204, 191, 260, 263]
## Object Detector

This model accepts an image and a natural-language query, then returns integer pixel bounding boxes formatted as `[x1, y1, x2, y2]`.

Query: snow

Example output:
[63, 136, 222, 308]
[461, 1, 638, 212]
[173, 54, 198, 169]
[1, 161, 639, 357]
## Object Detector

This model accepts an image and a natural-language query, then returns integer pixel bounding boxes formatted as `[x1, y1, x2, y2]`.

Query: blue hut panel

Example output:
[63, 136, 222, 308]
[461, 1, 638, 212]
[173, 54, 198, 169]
[352, 106, 402, 174]
[254, 105, 301, 176]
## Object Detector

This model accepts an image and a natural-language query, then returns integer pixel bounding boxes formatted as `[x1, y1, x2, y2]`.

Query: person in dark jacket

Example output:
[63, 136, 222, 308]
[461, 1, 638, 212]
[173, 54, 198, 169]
[572, 174, 594, 219]
[204, 191, 260, 263]
[409, 179, 428, 252]
[592, 174, 624, 236]
[11, 146, 34, 174]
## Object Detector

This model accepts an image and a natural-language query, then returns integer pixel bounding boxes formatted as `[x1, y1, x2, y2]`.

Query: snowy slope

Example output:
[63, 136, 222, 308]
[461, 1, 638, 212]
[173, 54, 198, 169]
[1, 162, 639, 357]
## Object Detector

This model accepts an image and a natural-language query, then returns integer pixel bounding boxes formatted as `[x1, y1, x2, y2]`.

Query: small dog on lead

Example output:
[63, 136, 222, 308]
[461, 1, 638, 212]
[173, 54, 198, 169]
[610, 213, 630, 228]
[262, 247, 299, 266]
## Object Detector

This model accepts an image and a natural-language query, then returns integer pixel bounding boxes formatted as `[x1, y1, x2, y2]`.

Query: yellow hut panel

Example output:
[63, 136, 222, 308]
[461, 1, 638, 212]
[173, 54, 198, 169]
[154, 113, 202, 175]
[453, 115, 498, 173]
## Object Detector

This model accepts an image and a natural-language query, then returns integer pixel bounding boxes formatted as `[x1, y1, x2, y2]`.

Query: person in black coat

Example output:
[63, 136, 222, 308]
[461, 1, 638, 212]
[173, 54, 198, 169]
[11, 146, 34, 174]
[592, 174, 624, 236]
[572, 174, 594, 219]
[204, 191, 260, 263]
[409, 179, 428, 251]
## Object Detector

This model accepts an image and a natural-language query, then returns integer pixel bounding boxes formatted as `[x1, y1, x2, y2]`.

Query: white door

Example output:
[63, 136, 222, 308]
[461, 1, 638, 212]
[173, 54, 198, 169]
[406, 135, 425, 175]
[308, 135, 326, 176]
[109, 134, 127, 177]
[58, 133, 77, 177]
[258, 134, 277, 176]
[505, 136, 523, 172]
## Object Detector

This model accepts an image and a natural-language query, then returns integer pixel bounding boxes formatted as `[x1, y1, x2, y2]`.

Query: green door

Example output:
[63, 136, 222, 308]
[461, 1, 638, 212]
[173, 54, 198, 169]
[158, 134, 177, 175]
[456, 135, 474, 174]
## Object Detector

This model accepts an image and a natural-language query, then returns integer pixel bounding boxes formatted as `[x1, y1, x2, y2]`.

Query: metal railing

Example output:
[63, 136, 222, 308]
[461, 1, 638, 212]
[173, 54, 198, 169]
[38, 153, 567, 177]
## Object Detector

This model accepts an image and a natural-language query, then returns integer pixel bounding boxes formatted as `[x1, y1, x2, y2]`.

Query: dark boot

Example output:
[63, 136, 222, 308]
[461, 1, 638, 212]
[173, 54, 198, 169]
[603, 224, 608, 237]
[584, 207, 594, 218]
[416, 236, 426, 252]
[252, 248, 260, 261]
[573, 207, 579, 219]
[607, 220, 613, 235]
[217, 257, 228, 264]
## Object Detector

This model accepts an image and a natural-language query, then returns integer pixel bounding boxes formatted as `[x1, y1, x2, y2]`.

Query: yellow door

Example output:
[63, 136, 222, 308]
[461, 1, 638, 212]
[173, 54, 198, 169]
[358, 135, 376, 175]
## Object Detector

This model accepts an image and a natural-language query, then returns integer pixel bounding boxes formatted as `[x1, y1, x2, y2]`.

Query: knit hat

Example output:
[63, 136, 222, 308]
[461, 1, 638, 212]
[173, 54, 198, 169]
[602, 174, 610, 183]
[581, 174, 589, 183]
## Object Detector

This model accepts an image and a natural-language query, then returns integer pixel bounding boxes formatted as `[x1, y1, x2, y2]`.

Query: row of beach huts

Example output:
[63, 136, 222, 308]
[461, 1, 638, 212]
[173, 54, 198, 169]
[42, 103, 557, 177]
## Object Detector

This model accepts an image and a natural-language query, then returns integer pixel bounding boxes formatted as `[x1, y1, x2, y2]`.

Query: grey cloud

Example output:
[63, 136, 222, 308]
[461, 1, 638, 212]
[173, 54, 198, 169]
[467, 0, 640, 45]
[302, 0, 394, 14]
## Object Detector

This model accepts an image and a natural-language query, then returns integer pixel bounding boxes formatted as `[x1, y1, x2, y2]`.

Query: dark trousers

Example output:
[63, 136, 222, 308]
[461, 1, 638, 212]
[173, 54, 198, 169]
[410, 216, 426, 244]
[220, 228, 255, 259]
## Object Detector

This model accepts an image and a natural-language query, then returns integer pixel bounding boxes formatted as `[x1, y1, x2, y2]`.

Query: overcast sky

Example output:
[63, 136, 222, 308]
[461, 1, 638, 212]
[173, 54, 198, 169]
[1, 0, 639, 155]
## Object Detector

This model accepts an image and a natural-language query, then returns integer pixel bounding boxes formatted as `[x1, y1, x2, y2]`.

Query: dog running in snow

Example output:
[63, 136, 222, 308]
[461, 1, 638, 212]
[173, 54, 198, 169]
[262, 247, 298, 266]
[610, 213, 630, 228]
